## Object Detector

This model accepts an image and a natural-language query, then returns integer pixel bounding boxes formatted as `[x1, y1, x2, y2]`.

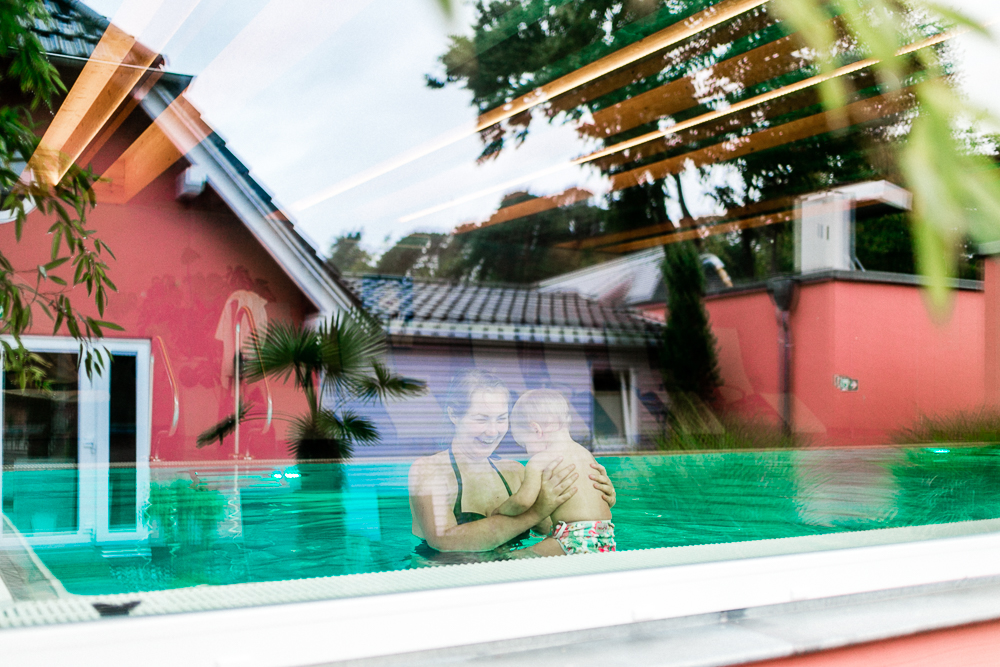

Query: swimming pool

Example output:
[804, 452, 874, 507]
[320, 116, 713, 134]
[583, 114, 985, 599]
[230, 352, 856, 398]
[13, 445, 1000, 596]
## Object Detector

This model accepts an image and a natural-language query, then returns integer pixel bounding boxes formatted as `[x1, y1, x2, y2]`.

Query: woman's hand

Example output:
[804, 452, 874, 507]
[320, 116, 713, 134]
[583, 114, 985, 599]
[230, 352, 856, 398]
[590, 462, 616, 508]
[531, 458, 577, 519]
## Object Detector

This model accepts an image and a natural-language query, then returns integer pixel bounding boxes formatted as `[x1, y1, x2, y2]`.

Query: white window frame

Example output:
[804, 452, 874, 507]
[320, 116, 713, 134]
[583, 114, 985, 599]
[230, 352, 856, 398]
[0, 335, 151, 546]
[591, 367, 639, 450]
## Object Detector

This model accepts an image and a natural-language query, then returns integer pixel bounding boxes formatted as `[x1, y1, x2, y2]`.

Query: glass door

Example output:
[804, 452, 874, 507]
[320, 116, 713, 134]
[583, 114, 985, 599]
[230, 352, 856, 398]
[0, 337, 150, 545]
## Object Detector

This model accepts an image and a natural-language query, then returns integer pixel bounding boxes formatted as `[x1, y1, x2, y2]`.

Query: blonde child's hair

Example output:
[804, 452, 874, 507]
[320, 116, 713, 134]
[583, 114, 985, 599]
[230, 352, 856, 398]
[511, 389, 571, 442]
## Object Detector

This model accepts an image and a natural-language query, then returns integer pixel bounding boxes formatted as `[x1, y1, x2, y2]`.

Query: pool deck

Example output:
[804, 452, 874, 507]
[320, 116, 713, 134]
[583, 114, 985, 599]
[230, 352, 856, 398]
[329, 576, 1000, 666]
[0, 516, 68, 606]
[4, 519, 1000, 665]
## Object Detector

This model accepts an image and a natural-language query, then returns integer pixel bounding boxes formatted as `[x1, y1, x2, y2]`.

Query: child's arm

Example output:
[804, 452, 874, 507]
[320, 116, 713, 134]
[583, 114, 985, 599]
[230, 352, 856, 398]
[494, 455, 545, 517]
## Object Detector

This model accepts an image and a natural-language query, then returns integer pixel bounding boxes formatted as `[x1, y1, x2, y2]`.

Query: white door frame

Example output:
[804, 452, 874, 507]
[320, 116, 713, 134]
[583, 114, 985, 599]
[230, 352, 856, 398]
[0, 336, 151, 546]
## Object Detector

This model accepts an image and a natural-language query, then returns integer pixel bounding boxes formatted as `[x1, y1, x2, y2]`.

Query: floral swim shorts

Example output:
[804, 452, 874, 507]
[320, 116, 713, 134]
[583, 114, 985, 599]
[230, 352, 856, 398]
[550, 520, 616, 555]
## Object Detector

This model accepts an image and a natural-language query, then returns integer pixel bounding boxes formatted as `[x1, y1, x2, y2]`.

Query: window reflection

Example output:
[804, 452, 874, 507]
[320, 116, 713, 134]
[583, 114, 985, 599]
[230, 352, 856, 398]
[2, 352, 80, 534]
[0, 0, 996, 631]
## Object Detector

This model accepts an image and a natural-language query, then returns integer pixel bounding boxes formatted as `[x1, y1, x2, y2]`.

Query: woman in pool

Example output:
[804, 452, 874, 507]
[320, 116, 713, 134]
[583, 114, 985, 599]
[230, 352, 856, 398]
[409, 370, 616, 559]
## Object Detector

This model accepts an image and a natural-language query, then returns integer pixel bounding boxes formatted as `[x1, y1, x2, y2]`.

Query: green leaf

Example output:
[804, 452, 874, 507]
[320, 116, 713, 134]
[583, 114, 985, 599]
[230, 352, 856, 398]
[93, 319, 123, 332]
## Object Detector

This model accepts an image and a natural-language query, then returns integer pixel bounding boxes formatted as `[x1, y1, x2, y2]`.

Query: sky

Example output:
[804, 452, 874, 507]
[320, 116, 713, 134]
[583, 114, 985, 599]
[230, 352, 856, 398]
[83, 0, 1000, 255]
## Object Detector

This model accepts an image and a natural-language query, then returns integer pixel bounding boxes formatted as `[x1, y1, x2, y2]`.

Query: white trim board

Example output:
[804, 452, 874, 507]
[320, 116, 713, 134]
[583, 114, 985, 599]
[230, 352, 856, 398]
[139, 88, 354, 316]
[4, 525, 1000, 666]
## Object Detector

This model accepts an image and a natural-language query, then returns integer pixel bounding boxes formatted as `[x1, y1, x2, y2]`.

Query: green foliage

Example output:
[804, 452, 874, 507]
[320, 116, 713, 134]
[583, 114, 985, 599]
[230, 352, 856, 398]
[442, 193, 606, 283]
[895, 409, 1000, 446]
[0, 0, 117, 387]
[195, 400, 251, 448]
[198, 312, 426, 460]
[331, 193, 607, 283]
[144, 478, 227, 549]
[375, 232, 455, 278]
[655, 411, 802, 451]
[770, 0, 1000, 311]
[661, 242, 721, 401]
[325, 232, 373, 274]
[431, 0, 1000, 297]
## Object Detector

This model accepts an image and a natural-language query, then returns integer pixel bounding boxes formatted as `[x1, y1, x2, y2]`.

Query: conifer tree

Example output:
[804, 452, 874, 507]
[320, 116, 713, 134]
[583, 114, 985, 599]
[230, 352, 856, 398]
[661, 242, 721, 402]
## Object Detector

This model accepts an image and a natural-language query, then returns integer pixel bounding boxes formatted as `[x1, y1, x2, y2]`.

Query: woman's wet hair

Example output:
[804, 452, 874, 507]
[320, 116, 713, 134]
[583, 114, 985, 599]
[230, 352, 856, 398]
[446, 369, 510, 418]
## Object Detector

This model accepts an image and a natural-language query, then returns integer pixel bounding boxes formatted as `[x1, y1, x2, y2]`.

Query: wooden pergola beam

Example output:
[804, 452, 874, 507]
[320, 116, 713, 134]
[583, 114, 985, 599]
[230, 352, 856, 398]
[546, 9, 777, 119]
[609, 88, 913, 191]
[474, 0, 771, 133]
[605, 208, 796, 253]
[455, 188, 593, 234]
[556, 196, 796, 250]
[28, 22, 158, 186]
[581, 31, 811, 140]
[91, 93, 211, 204]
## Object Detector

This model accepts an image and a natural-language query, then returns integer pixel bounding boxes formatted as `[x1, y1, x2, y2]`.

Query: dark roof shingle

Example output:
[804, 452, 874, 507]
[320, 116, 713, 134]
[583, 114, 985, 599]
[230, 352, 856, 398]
[343, 276, 660, 346]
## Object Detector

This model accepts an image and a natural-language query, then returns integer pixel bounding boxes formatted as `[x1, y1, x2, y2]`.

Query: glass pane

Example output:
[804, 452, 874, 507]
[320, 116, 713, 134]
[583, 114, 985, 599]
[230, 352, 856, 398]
[3, 0, 1000, 642]
[2, 352, 79, 534]
[109, 354, 137, 532]
[592, 370, 625, 439]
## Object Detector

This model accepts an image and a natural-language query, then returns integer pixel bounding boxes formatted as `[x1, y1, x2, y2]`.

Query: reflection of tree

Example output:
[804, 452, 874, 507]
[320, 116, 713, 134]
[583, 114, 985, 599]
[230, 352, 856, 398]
[325, 232, 373, 275]
[428, 0, 974, 283]
[327, 192, 607, 283]
[144, 478, 227, 587]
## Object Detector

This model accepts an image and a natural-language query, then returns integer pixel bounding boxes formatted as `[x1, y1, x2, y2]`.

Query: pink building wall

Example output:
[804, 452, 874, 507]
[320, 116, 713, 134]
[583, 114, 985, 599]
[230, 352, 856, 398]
[746, 618, 1000, 667]
[2, 119, 315, 462]
[705, 279, 985, 446]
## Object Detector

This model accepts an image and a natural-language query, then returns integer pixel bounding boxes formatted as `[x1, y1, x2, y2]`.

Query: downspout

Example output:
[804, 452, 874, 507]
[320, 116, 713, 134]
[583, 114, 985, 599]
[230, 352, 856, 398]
[767, 278, 799, 437]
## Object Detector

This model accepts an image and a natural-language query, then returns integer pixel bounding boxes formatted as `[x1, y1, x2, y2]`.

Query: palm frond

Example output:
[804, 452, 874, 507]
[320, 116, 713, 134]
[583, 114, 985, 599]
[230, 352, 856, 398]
[318, 310, 387, 394]
[328, 409, 380, 445]
[196, 401, 252, 448]
[354, 361, 427, 402]
[286, 408, 380, 460]
[243, 321, 322, 387]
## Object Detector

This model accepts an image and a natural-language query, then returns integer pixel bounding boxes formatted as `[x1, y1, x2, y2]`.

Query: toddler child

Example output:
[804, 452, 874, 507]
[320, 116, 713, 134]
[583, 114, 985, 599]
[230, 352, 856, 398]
[495, 389, 615, 556]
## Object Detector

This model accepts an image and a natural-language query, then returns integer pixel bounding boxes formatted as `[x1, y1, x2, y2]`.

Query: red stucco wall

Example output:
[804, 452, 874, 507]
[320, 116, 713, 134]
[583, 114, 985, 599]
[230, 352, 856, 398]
[745, 618, 1000, 667]
[706, 280, 985, 446]
[2, 124, 314, 462]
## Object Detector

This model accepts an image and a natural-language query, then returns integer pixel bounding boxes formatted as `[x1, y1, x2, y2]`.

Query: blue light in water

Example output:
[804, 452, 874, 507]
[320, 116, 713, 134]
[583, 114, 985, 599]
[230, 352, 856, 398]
[272, 472, 283, 479]
[285, 472, 301, 478]
[929, 448, 951, 454]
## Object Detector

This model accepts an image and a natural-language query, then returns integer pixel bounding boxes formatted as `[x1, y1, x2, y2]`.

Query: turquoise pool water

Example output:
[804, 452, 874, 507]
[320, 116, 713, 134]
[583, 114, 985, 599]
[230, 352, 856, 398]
[16, 446, 1000, 595]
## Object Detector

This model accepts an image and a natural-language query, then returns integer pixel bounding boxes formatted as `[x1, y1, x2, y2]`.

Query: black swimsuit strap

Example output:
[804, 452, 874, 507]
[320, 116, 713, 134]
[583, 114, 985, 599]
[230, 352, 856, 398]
[488, 456, 514, 496]
[449, 448, 512, 522]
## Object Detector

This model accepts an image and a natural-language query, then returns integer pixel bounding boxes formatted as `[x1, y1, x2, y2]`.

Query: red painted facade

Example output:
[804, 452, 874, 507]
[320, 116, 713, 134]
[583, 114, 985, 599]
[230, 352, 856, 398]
[746, 618, 1000, 667]
[704, 279, 985, 445]
[3, 116, 315, 462]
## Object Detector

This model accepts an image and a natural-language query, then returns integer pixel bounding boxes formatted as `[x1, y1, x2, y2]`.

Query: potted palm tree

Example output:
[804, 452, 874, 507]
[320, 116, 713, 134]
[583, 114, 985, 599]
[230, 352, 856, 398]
[198, 310, 425, 460]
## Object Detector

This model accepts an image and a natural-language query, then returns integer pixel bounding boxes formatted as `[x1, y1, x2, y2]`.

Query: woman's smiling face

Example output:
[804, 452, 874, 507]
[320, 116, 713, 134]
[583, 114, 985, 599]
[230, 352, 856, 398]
[449, 389, 509, 457]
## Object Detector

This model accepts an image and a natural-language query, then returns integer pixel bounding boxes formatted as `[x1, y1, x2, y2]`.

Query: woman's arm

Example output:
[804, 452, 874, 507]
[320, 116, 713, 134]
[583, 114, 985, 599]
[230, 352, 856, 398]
[411, 458, 577, 552]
